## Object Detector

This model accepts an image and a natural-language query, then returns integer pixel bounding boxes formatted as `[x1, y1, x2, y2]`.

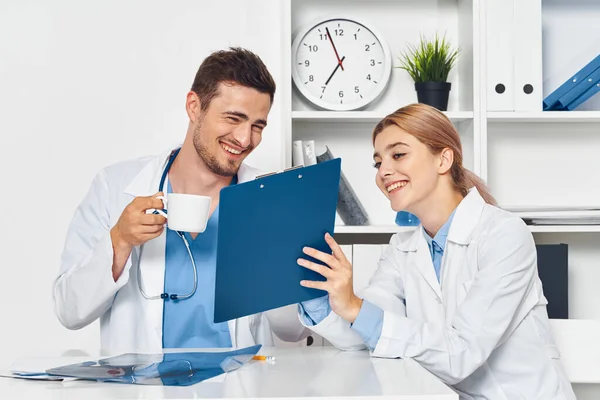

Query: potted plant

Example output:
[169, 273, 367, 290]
[397, 33, 459, 111]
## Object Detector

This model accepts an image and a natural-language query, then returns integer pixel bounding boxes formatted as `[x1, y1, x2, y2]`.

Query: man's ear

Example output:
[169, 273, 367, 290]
[439, 148, 454, 174]
[185, 91, 202, 123]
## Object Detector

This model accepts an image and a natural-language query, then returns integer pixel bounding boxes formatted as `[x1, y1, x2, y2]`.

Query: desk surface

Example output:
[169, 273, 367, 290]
[0, 346, 457, 399]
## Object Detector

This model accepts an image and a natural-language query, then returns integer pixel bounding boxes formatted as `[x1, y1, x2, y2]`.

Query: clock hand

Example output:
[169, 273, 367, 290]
[325, 27, 344, 71]
[325, 56, 346, 86]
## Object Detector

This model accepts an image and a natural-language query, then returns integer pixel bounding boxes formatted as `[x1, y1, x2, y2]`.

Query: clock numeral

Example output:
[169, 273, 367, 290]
[319, 34, 328, 41]
[335, 29, 344, 36]
[354, 86, 360, 93]
[370, 59, 375, 66]
[365, 44, 370, 52]
[309, 75, 314, 82]
[366, 74, 371, 81]
[304, 60, 310, 67]
[338, 91, 344, 98]
[354, 28, 361, 40]
[309, 45, 318, 52]
[321, 86, 326, 93]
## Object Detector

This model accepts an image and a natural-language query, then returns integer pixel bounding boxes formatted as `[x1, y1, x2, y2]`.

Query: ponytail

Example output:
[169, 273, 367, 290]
[457, 167, 497, 206]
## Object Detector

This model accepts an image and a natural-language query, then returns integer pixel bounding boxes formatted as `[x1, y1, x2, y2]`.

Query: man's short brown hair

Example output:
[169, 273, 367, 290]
[190, 47, 276, 111]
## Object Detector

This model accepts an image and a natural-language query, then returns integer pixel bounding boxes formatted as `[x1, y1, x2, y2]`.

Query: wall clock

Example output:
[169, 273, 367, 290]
[292, 16, 392, 111]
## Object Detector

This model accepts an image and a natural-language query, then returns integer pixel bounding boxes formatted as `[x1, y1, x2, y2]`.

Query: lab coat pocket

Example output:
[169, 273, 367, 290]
[544, 344, 561, 360]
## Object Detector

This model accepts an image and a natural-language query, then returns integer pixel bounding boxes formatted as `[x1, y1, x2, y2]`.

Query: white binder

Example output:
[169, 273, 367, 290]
[513, 0, 543, 111]
[486, 0, 515, 111]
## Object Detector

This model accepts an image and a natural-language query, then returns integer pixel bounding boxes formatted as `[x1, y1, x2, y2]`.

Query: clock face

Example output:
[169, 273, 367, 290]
[292, 17, 391, 111]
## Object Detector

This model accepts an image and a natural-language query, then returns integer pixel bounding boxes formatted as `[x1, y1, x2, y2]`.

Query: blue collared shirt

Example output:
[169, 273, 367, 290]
[162, 178, 236, 349]
[301, 210, 457, 350]
[423, 209, 456, 283]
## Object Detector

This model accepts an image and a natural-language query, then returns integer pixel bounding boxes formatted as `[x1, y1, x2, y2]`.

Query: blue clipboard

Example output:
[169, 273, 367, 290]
[214, 158, 341, 323]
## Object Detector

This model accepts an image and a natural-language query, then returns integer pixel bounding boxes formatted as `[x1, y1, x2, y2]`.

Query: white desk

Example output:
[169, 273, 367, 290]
[0, 347, 457, 399]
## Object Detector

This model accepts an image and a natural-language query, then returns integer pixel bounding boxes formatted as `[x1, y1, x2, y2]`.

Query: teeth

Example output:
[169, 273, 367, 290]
[387, 181, 407, 192]
[221, 143, 242, 155]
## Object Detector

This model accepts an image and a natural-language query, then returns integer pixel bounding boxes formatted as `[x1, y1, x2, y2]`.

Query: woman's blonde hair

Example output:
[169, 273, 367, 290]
[372, 103, 496, 205]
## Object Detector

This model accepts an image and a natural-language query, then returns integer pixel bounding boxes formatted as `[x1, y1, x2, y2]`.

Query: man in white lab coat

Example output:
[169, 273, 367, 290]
[53, 47, 310, 353]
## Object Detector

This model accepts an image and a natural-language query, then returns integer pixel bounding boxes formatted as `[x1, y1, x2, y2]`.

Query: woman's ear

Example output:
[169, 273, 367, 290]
[438, 148, 454, 174]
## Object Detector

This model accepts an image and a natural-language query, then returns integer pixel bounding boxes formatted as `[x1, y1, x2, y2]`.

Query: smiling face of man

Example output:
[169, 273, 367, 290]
[191, 82, 271, 177]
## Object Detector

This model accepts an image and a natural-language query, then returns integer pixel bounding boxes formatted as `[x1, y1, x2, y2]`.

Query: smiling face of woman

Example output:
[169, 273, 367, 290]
[372, 125, 442, 214]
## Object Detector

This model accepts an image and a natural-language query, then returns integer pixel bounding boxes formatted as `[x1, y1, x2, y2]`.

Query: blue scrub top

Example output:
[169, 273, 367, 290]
[162, 178, 237, 349]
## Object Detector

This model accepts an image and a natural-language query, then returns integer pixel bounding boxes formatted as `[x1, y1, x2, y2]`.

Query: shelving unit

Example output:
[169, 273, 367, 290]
[528, 225, 600, 233]
[487, 111, 600, 123]
[334, 225, 413, 234]
[281, 2, 600, 388]
[334, 224, 600, 235]
[293, 111, 474, 123]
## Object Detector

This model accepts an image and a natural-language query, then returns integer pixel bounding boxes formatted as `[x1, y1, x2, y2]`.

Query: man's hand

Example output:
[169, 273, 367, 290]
[110, 192, 167, 281]
[298, 233, 363, 323]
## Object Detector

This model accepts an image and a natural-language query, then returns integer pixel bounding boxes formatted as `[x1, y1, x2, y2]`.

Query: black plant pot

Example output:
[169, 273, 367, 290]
[415, 82, 451, 111]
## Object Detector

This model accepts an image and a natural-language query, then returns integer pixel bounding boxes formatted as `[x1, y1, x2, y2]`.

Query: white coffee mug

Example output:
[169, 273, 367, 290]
[152, 193, 212, 233]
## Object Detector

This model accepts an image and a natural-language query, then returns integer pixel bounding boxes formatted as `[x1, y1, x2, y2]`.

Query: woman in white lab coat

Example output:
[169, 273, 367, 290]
[297, 103, 576, 400]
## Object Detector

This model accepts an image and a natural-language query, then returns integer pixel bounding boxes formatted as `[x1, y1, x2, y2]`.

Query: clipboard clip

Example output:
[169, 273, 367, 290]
[255, 164, 305, 180]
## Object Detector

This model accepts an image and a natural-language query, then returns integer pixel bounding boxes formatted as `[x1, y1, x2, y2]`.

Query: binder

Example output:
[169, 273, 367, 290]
[513, 0, 543, 112]
[303, 140, 317, 166]
[486, 0, 515, 111]
[317, 146, 369, 226]
[543, 54, 600, 110]
[292, 140, 304, 167]
[554, 66, 600, 110]
[536, 244, 568, 319]
[214, 158, 341, 323]
[564, 77, 600, 110]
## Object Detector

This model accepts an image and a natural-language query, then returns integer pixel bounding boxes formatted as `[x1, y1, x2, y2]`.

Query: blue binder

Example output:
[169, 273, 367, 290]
[214, 158, 342, 323]
[555, 66, 600, 110]
[543, 54, 600, 110]
[565, 77, 600, 110]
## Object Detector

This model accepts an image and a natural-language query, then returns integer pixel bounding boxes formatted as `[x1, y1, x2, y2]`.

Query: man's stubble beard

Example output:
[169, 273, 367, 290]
[192, 121, 239, 177]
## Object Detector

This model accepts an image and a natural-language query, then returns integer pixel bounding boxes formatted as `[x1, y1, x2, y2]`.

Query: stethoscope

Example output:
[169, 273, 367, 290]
[137, 148, 198, 301]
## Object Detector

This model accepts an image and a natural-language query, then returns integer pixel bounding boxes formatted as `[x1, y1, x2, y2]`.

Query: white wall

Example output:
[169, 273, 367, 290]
[0, 0, 287, 362]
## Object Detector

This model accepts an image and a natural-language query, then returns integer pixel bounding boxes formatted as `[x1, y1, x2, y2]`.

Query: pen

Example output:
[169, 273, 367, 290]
[252, 355, 276, 361]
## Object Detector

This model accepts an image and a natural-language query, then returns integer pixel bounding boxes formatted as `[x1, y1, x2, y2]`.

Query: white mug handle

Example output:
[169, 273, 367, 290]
[145, 195, 168, 218]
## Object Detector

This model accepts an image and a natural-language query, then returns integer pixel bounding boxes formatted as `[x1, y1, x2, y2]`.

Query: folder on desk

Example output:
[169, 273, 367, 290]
[214, 158, 342, 323]
[44, 345, 261, 386]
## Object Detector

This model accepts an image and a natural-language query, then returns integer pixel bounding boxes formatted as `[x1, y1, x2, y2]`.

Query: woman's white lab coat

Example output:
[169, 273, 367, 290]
[53, 148, 309, 353]
[302, 189, 576, 400]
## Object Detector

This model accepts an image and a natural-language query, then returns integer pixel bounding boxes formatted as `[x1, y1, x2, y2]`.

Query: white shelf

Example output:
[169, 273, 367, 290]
[488, 111, 600, 123]
[334, 225, 415, 234]
[293, 111, 474, 123]
[334, 224, 600, 235]
[528, 225, 600, 233]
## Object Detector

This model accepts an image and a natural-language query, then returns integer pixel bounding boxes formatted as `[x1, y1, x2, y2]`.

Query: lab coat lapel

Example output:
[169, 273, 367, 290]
[440, 188, 485, 295]
[397, 227, 442, 299]
[124, 149, 172, 348]
[446, 187, 486, 246]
